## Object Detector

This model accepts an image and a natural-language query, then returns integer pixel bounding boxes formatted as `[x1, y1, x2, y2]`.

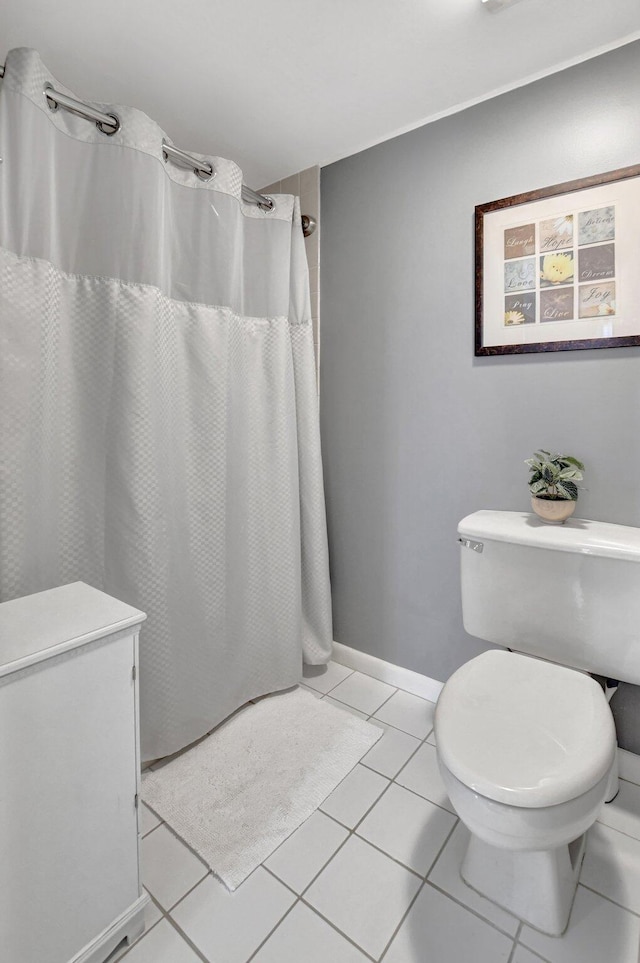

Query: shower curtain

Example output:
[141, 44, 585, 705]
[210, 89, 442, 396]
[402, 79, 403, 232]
[0, 48, 332, 761]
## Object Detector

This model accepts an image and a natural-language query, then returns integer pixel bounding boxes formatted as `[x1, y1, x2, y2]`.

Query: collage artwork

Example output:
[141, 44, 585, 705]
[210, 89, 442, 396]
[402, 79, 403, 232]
[503, 206, 616, 327]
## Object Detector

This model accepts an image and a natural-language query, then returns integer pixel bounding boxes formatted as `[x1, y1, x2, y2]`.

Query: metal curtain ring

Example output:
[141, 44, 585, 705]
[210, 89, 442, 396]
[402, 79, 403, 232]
[43, 83, 59, 112]
[195, 164, 214, 181]
[258, 196, 275, 213]
[96, 115, 121, 136]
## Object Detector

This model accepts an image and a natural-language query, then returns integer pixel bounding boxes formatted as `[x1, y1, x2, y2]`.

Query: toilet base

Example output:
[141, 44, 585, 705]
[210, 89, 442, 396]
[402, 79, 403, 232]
[460, 831, 586, 936]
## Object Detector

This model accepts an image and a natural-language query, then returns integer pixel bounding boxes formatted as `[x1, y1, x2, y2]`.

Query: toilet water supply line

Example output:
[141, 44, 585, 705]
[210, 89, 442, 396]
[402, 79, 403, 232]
[0, 62, 317, 237]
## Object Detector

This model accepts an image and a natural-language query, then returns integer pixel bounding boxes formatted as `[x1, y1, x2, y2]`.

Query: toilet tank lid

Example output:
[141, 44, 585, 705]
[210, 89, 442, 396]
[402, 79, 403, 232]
[459, 511, 640, 562]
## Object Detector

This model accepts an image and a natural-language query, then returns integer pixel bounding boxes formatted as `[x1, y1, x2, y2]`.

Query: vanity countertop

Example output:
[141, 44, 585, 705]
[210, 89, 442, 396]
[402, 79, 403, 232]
[0, 581, 146, 678]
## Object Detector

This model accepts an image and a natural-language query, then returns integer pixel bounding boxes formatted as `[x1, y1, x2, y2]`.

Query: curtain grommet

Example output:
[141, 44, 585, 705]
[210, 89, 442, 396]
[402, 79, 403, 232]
[195, 165, 214, 182]
[96, 115, 120, 136]
[43, 83, 59, 112]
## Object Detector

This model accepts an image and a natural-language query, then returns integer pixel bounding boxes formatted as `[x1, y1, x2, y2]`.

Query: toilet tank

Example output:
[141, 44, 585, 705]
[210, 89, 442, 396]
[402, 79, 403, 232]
[458, 511, 640, 685]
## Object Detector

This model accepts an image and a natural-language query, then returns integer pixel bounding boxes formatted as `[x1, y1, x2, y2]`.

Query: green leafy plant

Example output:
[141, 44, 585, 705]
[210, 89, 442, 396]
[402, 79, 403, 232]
[525, 450, 585, 501]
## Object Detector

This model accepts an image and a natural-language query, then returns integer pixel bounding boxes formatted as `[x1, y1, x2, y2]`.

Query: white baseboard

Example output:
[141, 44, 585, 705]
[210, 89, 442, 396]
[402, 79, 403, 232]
[331, 641, 444, 703]
[70, 893, 149, 963]
[619, 747, 640, 786]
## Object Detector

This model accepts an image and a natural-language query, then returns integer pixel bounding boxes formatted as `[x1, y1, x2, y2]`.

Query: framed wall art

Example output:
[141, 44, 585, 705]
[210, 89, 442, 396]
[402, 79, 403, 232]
[475, 164, 640, 356]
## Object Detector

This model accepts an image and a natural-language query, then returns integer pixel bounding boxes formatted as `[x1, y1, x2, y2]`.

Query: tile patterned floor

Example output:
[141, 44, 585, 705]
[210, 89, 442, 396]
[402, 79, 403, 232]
[108, 662, 640, 963]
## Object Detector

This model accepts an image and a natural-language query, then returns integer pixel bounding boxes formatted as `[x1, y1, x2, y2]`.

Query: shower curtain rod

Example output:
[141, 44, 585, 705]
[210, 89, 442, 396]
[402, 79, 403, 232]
[0, 62, 317, 234]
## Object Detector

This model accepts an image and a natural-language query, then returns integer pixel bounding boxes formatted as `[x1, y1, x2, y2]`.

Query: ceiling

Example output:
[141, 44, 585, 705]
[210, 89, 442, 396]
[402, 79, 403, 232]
[1, 0, 639, 188]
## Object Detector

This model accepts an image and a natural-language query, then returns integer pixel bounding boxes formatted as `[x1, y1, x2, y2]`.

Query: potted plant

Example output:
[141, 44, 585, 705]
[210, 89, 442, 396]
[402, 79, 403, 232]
[525, 450, 585, 523]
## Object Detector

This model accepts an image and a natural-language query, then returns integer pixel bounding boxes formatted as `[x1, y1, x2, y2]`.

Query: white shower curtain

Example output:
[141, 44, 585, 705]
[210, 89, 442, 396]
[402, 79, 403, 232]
[0, 48, 332, 760]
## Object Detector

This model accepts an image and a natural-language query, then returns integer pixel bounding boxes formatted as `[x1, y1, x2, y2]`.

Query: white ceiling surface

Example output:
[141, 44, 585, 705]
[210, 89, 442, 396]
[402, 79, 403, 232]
[1, 0, 639, 188]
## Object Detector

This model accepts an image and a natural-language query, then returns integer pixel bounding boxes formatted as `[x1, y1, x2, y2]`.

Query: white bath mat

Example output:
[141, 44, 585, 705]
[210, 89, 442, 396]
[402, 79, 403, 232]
[142, 687, 382, 891]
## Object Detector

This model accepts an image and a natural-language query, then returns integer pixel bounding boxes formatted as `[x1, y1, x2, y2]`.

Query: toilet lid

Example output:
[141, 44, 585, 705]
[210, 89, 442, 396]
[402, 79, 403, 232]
[435, 650, 616, 808]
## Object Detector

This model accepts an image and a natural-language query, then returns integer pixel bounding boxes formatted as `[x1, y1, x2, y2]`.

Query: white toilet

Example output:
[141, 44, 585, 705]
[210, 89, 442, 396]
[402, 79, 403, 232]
[434, 510, 640, 936]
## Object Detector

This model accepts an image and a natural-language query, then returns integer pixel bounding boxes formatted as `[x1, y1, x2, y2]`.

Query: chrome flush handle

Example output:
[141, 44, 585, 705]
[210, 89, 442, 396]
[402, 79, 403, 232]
[458, 537, 484, 553]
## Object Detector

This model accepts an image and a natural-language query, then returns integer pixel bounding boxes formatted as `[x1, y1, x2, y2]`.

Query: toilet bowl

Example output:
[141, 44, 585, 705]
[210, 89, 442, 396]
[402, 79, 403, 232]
[434, 648, 617, 935]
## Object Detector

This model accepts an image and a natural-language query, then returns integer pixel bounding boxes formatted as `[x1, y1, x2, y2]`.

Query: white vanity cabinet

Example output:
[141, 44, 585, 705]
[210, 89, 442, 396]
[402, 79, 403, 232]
[0, 582, 148, 963]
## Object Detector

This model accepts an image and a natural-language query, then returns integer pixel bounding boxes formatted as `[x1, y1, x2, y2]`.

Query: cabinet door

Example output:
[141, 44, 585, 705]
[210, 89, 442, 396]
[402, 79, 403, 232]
[0, 633, 139, 963]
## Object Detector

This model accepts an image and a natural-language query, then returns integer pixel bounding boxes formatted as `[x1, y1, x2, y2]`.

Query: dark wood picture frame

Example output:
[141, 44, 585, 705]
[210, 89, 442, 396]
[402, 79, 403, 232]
[475, 164, 640, 356]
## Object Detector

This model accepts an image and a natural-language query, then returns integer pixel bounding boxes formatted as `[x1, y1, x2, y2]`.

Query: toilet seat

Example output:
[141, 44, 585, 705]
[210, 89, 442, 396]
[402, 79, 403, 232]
[435, 650, 616, 808]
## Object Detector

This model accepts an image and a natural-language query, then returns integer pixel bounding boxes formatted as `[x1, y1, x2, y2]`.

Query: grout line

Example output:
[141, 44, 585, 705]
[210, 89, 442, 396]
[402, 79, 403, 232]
[316, 801, 427, 884]
[297, 895, 378, 961]
[330, 658, 440, 704]
[301, 665, 355, 697]
[162, 913, 212, 963]
[577, 881, 640, 919]
[148, 819, 211, 873]
[423, 819, 459, 880]
[513, 933, 553, 963]
[506, 938, 519, 963]
[594, 815, 640, 846]
[357, 726, 455, 817]
[161, 870, 212, 915]
[261, 824, 351, 899]
[320, 772, 394, 837]
[511, 920, 555, 961]
[378, 879, 426, 961]
[262, 848, 381, 960]
[359, 742, 421, 781]
[366, 716, 433, 742]
[298, 825, 355, 897]
[262, 863, 307, 898]
[244, 897, 301, 962]
[320, 799, 523, 954]
[141, 819, 163, 839]
[113, 896, 192, 962]
[424, 877, 521, 942]
[328, 687, 399, 719]
[387, 776, 457, 818]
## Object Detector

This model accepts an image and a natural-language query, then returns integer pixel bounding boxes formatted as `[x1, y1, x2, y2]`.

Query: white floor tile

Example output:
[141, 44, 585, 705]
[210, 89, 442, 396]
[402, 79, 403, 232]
[119, 919, 202, 963]
[320, 764, 389, 829]
[140, 803, 161, 837]
[427, 823, 520, 937]
[597, 778, 640, 840]
[581, 822, 640, 913]
[520, 884, 640, 963]
[252, 901, 369, 962]
[144, 893, 163, 925]
[170, 868, 295, 963]
[426, 730, 437, 747]
[141, 824, 208, 910]
[299, 683, 323, 698]
[323, 696, 369, 720]
[357, 783, 456, 876]
[303, 661, 354, 694]
[265, 810, 349, 893]
[372, 690, 435, 739]
[329, 671, 397, 715]
[305, 835, 421, 959]
[360, 724, 421, 778]
[384, 883, 513, 963]
[396, 743, 455, 813]
[512, 946, 551, 963]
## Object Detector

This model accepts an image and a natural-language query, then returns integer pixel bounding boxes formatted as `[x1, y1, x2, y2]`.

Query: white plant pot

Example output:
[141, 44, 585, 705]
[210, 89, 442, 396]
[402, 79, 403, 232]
[531, 496, 577, 524]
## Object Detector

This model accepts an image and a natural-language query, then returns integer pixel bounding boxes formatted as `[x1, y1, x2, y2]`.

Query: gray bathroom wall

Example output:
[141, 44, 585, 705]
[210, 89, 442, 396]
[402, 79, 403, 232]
[320, 41, 640, 683]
